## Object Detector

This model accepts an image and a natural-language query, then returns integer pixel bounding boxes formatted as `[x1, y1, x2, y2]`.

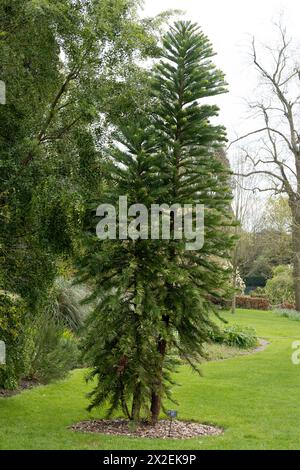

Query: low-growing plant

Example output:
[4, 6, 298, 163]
[224, 325, 258, 349]
[209, 324, 258, 349]
[46, 277, 90, 333]
[276, 309, 300, 322]
[250, 287, 267, 299]
[25, 316, 80, 384]
[23, 283, 83, 384]
[278, 302, 296, 310]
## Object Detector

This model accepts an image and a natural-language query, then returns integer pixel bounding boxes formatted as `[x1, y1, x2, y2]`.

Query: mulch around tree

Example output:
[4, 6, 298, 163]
[70, 419, 223, 440]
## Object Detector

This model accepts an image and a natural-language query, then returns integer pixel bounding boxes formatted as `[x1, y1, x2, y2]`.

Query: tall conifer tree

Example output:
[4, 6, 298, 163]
[148, 21, 234, 423]
[78, 123, 178, 420]
[79, 21, 234, 424]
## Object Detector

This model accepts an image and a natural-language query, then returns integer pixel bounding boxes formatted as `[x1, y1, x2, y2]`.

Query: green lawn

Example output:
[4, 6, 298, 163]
[1, 309, 300, 450]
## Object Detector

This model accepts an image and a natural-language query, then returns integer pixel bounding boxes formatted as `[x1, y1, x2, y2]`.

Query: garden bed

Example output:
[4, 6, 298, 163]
[70, 419, 223, 440]
[0, 379, 39, 398]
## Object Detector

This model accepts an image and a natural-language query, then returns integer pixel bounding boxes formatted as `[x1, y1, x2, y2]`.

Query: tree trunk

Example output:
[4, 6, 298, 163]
[131, 382, 142, 422]
[231, 287, 237, 314]
[292, 226, 300, 311]
[291, 202, 300, 311]
[120, 382, 131, 421]
[130, 277, 143, 422]
[231, 263, 237, 314]
[231, 225, 240, 314]
[150, 392, 161, 426]
[150, 337, 167, 425]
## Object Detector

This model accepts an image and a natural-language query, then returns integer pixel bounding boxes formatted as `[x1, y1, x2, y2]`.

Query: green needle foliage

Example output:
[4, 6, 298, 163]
[78, 122, 177, 421]
[148, 21, 235, 422]
[78, 21, 235, 424]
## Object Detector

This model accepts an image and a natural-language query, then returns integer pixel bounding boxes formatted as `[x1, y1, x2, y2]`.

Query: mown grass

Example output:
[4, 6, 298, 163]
[0, 309, 299, 450]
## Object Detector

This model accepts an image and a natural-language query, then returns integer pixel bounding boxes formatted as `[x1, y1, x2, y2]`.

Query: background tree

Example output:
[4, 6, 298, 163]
[231, 157, 261, 311]
[233, 197, 292, 294]
[0, 0, 168, 305]
[0, 0, 172, 389]
[231, 23, 300, 310]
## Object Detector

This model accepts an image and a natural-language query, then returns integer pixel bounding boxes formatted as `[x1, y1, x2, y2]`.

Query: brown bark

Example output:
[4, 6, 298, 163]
[291, 202, 300, 311]
[231, 288, 237, 314]
[231, 28, 300, 313]
[150, 392, 161, 425]
[130, 276, 143, 422]
[231, 221, 241, 314]
[231, 246, 238, 314]
[150, 337, 167, 425]
[293, 249, 300, 312]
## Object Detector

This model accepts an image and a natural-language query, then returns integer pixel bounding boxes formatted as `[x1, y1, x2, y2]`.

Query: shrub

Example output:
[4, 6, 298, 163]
[48, 277, 90, 333]
[209, 324, 258, 349]
[278, 302, 296, 310]
[224, 325, 258, 349]
[22, 278, 88, 383]
[276, 309, 300, 322]
[250, 287, 267, 298]
[25, 315, 79, 384]
[265, 265, 294, 305]
[0, 280, 85, 389]
[235, 296, 270, 310]
[0, 291, 27, 389]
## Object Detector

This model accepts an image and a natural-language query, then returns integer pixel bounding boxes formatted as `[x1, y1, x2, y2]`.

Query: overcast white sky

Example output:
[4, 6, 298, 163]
[142, 0, 300, 145]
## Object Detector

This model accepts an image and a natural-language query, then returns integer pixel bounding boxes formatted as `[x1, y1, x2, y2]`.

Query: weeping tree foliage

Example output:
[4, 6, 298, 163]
[0, 0, 168, 307]
[0, 0, 174, 389]
[79, 21, 234, 424]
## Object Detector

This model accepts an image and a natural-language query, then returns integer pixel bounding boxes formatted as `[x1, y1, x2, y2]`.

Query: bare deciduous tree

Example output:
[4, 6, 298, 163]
[230, 23, 300, 310]
[231, 158, 260, 312]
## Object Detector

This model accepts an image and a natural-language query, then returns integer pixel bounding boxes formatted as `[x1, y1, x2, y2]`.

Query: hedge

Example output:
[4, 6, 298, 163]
[235, 296, 270, 311]
[277, 302, 296, 310]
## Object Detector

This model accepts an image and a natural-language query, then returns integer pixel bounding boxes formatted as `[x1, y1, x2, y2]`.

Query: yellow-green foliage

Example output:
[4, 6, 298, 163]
[265, 265, 294, 305]
[0, 291, 24, 337]
[0, 291, 27, 389]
